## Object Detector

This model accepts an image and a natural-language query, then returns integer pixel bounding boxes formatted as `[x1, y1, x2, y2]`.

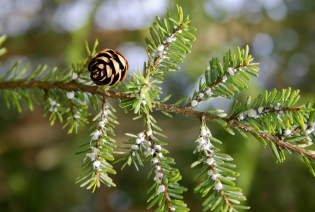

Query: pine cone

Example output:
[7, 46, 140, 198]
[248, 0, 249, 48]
[88, 49, 129, 86]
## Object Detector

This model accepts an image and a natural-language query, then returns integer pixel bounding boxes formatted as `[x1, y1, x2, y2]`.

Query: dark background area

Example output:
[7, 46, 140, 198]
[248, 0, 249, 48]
[0, 0, 315, 211]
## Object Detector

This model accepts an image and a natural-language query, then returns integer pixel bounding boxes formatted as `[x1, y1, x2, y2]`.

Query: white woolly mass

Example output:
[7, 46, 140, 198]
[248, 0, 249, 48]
[198, 93, 204, 98]
[205, 88, 212, 96]
[191, 100, 198, 107]
[150, 149, 156, 155]
[152, 157, 159, 165]
[157, 185, 166, 194]
[66, 91, 75, 99]
[305, 128, 314, 135]
[138, 132, 145, 138]
[214, 182, 223, 191]
[146, 130, 153, 136]
[284, 128, 292, 136]
[248, 109, 258, 118]
[136, 138, 143, 144]
[72, 72, 78, 80]
[227, 67, 234, 75]
[171, 207, 176, 211]
[99, 121, 105, 128]
[156, 165, 161, 171]
[74, 114, 80, 119]
[258, 107, 264, 114]
[155, 145, 162, 151]
[208, 170, 214, 177]
[131, 145, 139, 151]
[92, 130, 102, 140]
[90, 147, 99, 152]
[142, 100, 147, 105]
[211, 173, 220, 181]
[93, 160, 101, 170]
[156, 172, 163, 178]
[274, 103, 281, 110]
[155, 165, 162, 171]
[158, 152, 163, 158]
[157, 44, 165, 52]
[154, 176, 162, 184]
[86, 153, 98, 161]
[311, 122, 315, 128]
[238, 112, 245, 121]
[50, 100, 56, 106]
[166, 37, 173, 42]
[144, 148, 152, 156]
[222, 75, 227, 82]
[200, 127, 209, 136]
[198, 142, 211, 152]
[206, 158, 214, 165]
[198, 137, 207, 145]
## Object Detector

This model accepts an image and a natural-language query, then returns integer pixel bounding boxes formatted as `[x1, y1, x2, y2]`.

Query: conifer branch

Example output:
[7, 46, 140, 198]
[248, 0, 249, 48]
[1, 80, 314, 161]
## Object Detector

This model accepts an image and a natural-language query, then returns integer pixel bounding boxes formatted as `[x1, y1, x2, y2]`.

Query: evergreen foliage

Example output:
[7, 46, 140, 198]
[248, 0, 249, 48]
[0, 5, 314, 212]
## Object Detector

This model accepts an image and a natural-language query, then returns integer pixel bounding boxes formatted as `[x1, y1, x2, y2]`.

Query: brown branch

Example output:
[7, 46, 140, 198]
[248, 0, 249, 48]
[69, 99, 75, 116]
[1, 80, 315, 161]
[148, 23, 184, 77]
[145, 113, 172, 212]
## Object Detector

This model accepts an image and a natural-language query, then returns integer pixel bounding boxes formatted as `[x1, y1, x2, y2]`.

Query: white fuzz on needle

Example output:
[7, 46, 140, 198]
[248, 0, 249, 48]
[198, 93, 204, 98]
[227, 67, 234, 75]
[50, 100, 56, 106]
[99, 121, 105, 128]
[205, 88, 212, 96]
[200, 127, 208, 136]
[66, 91, 75, 99]
[85, 153, 97, 161]
[138, 132, 144, 138]
[166, 37, 173, 42]
[214, 182, 223, 191]
[131, 145, 139, 151]
[146, 130, 152, 136]
[92, 130, 101, 140]
[157, 44, 165, 52]
[191, 100, 198, 107]
[248, 109, 258, 118]
[154, 145, 161, 151]
[284, 128, 292, 136]
[93, 160, 101, 171]
[153, 157, 159, 165]
[238, 112, 245, 121]
[257, 107, 264, 114]
[136, 138, 143, 144]
[157, 185, 166, 194]
[206, 158, 214, 165]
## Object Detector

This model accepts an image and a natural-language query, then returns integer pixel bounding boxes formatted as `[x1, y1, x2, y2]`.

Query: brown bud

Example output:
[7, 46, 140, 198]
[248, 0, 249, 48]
[88, 49, 129, 86]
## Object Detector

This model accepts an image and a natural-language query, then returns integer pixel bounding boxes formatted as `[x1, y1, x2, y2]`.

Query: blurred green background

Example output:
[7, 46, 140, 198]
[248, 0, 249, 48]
[0, 0, 315, 211]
